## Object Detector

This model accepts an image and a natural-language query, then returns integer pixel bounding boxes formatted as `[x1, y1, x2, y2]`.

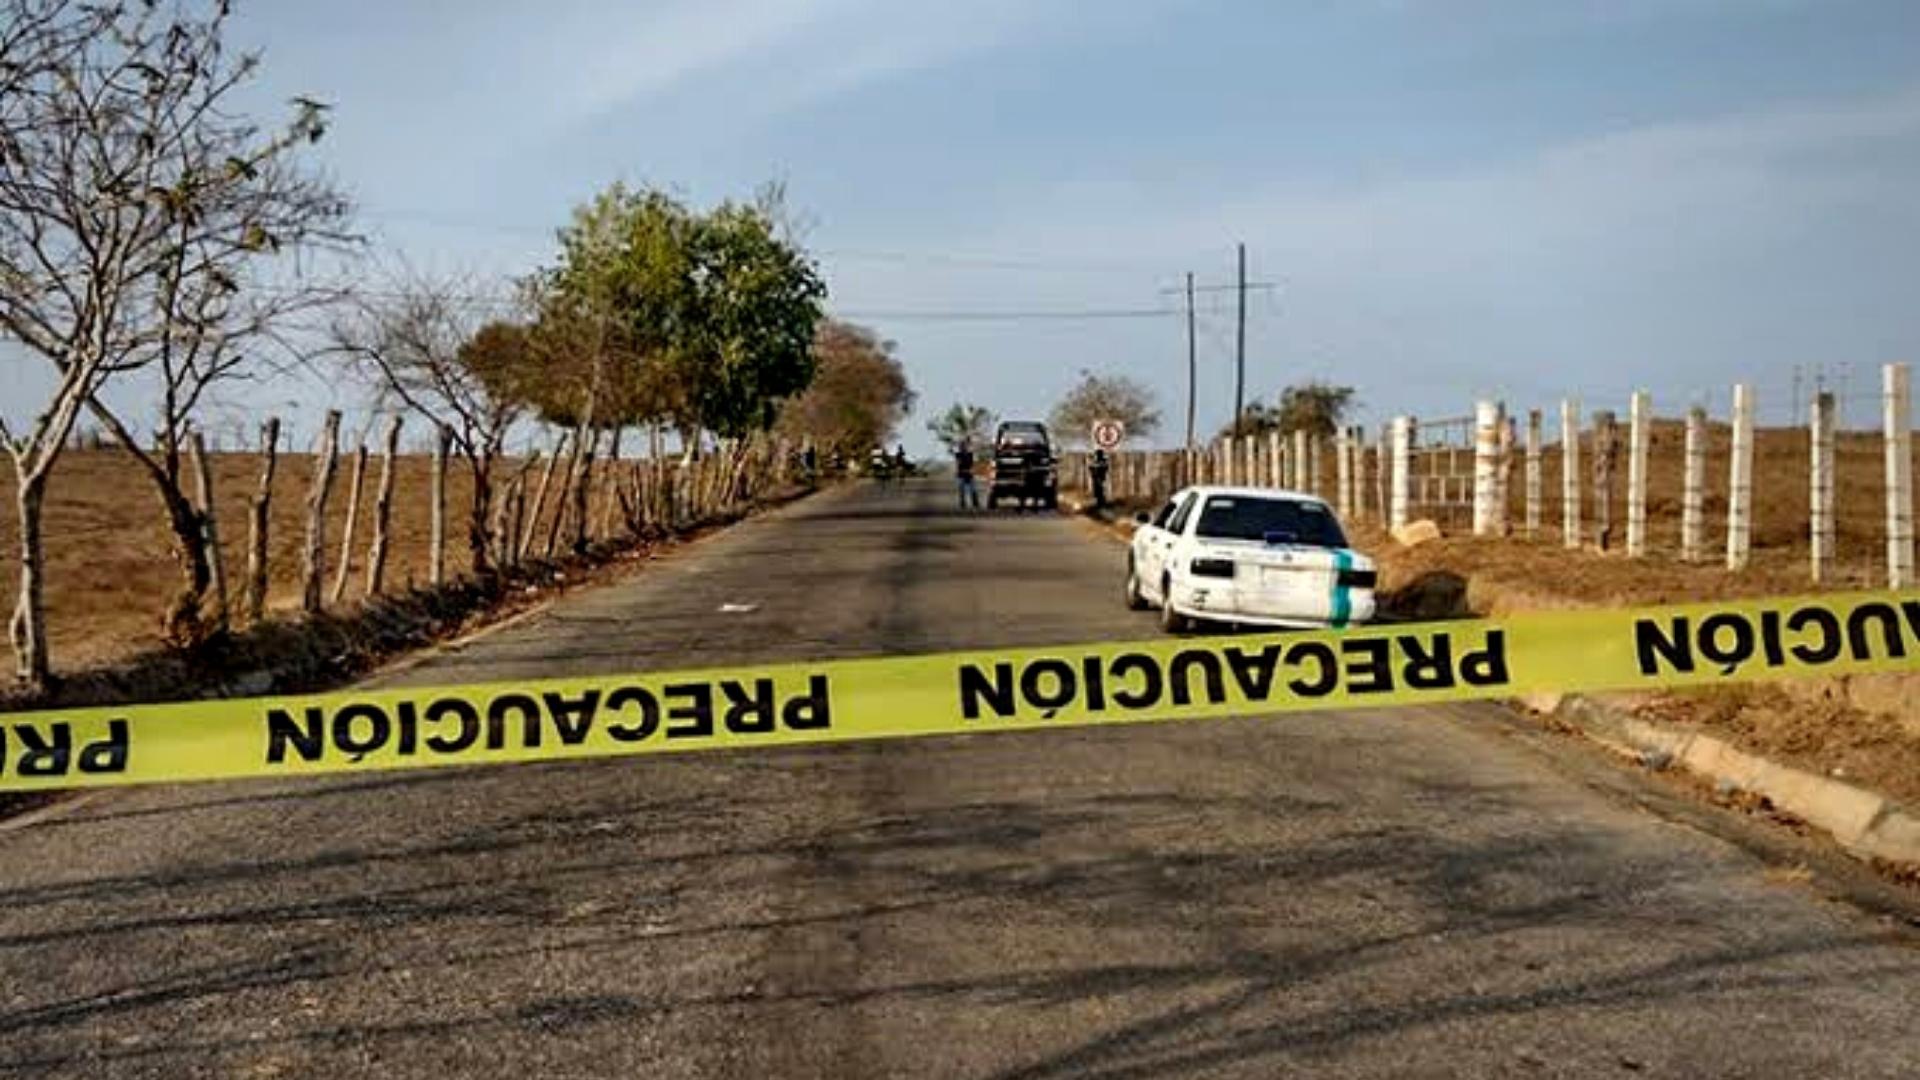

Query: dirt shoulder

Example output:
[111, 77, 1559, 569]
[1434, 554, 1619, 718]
[1349, 522, 1920, 814]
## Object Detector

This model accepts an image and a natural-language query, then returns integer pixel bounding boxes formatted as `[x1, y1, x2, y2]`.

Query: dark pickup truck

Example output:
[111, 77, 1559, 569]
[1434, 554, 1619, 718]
[988, 421, 1058, 509]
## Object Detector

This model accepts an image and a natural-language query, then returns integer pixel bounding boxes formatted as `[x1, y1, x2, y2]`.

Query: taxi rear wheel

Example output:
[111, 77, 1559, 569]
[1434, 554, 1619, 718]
[1125, 557, 1149, 610]
[1159, 578, 1189, 633]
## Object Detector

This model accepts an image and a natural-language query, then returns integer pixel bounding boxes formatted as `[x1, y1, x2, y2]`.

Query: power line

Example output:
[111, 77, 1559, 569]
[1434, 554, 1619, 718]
[1158, 281, 1277, 294]
[837, 306, 1178, 322]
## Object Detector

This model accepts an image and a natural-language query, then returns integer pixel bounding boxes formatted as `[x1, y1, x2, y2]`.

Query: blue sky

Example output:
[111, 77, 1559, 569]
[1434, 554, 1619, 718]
[11, 0, 1920, 453]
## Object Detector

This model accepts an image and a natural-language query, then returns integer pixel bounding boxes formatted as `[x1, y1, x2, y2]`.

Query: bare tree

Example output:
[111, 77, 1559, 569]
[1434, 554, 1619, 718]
[0, 0, 349, 684]
[327, 272, 529, 575]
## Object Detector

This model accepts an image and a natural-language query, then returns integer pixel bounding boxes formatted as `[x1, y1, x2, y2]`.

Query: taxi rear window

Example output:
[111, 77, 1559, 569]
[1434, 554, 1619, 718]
[1195, 497, 1347, 548]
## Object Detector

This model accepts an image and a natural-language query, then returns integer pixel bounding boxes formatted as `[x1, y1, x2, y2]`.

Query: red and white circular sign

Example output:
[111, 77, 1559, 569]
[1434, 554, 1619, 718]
[1091, 419, 1126, 450]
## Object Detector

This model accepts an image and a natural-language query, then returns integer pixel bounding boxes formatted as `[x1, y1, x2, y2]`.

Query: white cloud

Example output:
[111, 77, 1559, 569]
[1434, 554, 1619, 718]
[518, 0, 1071, 130]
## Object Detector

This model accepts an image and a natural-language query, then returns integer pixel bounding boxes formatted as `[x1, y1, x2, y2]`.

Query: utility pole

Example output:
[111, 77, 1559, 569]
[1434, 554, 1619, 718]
[1233, 243, 1247, 431]
[1185, 272, 1197, 449]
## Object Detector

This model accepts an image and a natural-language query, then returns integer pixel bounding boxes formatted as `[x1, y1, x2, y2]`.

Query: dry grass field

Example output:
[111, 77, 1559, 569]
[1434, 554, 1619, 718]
[0, 449, 490, 672]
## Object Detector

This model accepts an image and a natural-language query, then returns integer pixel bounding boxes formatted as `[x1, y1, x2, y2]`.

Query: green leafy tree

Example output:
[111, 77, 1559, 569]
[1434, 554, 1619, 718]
[535, 186, 696, 434]
[927, 403, 998, 452]
[673, 198, 828, 438]
[1049, 373, 1161, 447]
[776, 320, 915, 457]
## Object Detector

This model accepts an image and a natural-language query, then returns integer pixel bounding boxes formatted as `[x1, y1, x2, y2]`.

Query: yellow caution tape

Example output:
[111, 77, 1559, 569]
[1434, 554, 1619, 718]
[2, 591, 1917, 792]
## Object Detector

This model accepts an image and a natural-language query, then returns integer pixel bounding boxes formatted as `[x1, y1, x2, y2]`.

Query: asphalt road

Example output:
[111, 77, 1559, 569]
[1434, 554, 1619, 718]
[1, 477, 1917, 1078]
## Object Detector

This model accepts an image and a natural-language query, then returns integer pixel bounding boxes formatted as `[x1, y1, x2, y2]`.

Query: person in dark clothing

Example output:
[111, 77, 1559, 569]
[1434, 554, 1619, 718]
[954, 441, 980, 510]
[1090, 448, 1111, 509]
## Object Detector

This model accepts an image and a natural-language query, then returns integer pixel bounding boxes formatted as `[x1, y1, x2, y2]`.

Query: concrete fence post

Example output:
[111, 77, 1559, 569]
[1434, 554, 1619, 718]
[1472, 399, 1499, 537]
[1524, 409, 1542, 540]
[1497, 410, 1514, 537]
[1592, 410, 1618, 551]
[1811, 391, 1836, 583]
[1627, 390, 1650, 558]
[1560, 398, 1582, 549]
[1681, 406, 1706, 563]
[1350, 426, 1365, 518]
[1886, 363, 1914, 588]
[1374, 425, 1389, 525]
[1727, 382, 1755, 571]
[1334, 429, 1352, 515]
[1390, 416, 1413, 531]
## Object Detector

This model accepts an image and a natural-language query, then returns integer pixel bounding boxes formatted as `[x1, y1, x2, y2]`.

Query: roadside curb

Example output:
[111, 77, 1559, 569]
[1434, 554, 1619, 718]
[1526, 691, 1920, 868]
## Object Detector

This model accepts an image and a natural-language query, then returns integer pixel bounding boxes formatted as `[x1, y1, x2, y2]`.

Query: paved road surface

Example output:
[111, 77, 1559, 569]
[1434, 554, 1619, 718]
[1, 478, 1917, 1078]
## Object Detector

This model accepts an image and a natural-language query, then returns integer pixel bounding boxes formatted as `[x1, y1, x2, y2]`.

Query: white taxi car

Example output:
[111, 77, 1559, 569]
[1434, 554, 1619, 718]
[1125, 485, 1377, 632]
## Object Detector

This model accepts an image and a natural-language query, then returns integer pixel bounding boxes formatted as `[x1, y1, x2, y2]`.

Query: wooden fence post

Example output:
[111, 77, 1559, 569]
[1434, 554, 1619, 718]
[1265, 431, 1280, 487]
[1524, 409, 1542, 539]
[1291, 429, 1307, 491]
[1390, 416, 1413, 531]
[1560, 398, 1581, 549]
[520, 435, 564, 561]
[571, 434, 597, 553]
[429, 422, 451, 585]
[366, 415, 402, 595]
[1681, 406, 1706, 562]
[596, 428, 624, 538]
[300, 410, 341, 613]
[1810, 391, 1836, 583]
[330, 444, 368, 604]
[1727, 383, 1754, 571]
[244, 417, 279, 624]
[1887, 363, 1914, 588]
[186, 431, 228, 633]
[1592, 410, 1618, 551]
[1626, 390, 1650, 557]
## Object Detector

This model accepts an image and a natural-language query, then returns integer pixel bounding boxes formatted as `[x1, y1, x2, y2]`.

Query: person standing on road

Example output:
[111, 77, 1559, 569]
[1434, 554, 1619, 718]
[954, 440, 980, 510]
[1090, 448, 1111, 509]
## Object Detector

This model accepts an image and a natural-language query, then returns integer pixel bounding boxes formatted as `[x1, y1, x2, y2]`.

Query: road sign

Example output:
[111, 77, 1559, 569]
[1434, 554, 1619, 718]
[1091, 419, 1126, 451]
